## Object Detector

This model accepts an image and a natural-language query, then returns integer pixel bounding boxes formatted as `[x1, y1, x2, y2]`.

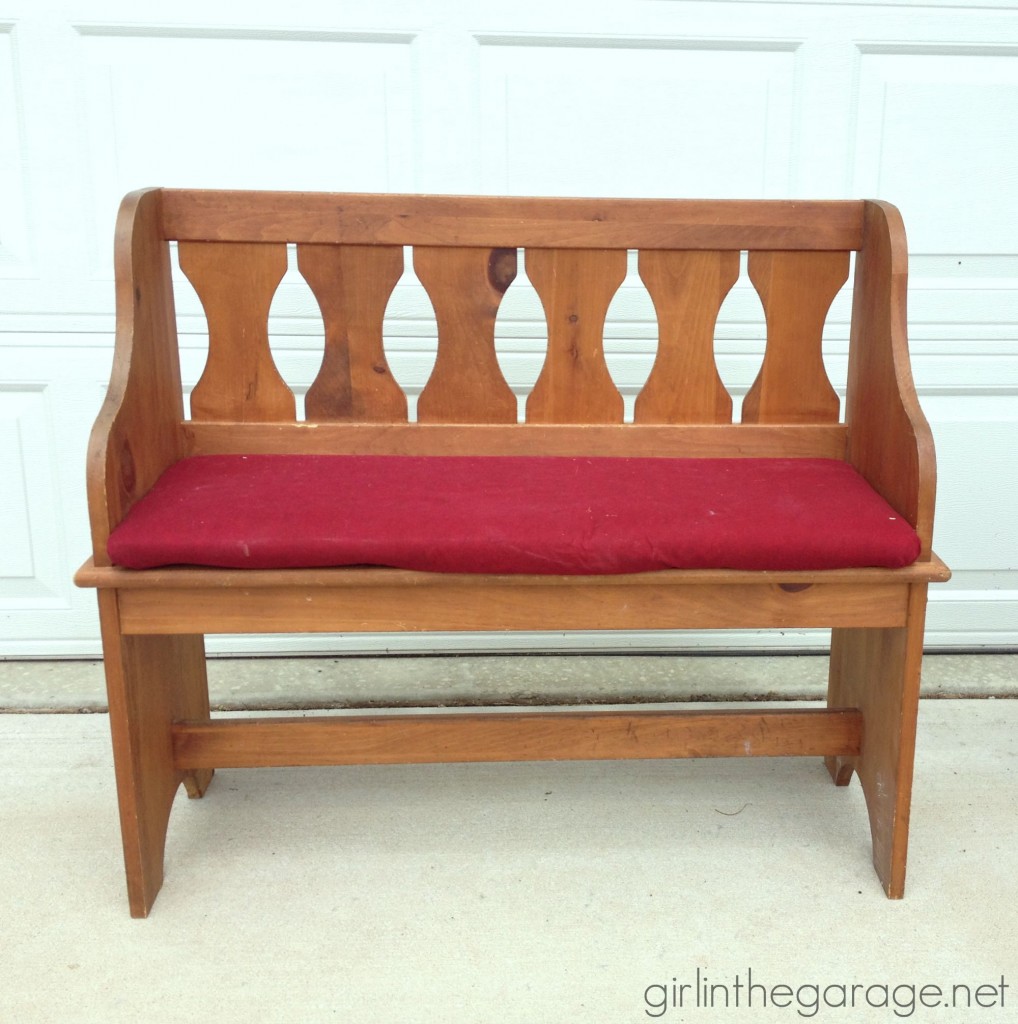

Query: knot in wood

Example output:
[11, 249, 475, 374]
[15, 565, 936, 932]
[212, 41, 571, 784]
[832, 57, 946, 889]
[486, 248, 517, 294]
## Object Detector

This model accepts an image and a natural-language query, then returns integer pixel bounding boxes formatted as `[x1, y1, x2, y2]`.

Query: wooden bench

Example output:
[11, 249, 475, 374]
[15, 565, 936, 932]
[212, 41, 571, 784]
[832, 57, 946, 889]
[75, 188, 950, 917]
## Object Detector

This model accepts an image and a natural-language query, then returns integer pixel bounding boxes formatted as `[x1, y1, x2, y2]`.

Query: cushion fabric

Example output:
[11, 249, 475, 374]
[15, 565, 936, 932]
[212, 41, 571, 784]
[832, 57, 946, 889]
[106, 454, 921, 574]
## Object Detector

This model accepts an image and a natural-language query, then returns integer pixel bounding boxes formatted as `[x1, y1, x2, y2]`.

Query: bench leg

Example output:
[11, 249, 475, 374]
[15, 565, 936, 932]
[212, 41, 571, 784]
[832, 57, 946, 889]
[826, 583, 928, 898]
[98, 592, 213, 917]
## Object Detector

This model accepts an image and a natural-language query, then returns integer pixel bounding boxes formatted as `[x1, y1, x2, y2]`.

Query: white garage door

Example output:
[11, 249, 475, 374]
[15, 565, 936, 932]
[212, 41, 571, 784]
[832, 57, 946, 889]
[2, 0, 1016, 656]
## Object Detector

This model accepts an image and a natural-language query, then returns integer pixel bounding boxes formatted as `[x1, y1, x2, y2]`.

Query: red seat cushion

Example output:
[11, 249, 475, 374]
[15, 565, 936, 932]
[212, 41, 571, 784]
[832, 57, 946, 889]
[106, 454, 921, 574]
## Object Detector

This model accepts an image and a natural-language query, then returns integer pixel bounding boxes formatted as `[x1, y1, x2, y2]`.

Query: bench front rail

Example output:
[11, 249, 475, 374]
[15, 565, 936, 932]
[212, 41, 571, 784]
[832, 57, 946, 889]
[76, 190, 948, 915]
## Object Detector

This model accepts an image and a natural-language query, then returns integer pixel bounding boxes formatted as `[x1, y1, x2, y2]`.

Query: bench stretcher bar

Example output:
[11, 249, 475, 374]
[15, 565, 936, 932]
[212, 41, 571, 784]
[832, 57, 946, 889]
[172, 708, 864, 769]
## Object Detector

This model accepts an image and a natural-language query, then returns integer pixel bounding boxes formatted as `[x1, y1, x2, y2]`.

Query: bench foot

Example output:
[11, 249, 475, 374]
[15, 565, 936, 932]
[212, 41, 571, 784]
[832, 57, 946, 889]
[824, 754, 855, 787]
[98, 593, 211, 917]
[827, 584, 928, 898]
[182, 766, 215, 799]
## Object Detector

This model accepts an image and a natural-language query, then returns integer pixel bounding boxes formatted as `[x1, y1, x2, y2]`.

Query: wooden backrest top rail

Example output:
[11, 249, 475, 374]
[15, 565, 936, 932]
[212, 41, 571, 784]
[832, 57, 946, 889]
[158, 190, 867, 250]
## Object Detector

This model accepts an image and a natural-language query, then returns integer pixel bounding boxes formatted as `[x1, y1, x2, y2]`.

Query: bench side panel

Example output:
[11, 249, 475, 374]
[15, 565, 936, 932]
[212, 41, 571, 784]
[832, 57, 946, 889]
[845, 201, 936, 554]
[87, 189, 187, 563]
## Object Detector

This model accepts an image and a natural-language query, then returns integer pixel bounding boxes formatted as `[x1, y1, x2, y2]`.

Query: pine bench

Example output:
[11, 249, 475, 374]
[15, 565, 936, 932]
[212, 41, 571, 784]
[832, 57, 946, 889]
[75, 188, 950, 916]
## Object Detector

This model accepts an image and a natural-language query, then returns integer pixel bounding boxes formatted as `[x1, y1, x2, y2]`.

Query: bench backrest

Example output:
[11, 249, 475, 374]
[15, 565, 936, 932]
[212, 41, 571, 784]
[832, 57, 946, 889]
[167, 192, 858, 434]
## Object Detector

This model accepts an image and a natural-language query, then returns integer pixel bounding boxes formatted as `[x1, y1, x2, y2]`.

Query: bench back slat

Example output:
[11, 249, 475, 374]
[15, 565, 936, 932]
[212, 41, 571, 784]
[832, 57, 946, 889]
[635, 250, 740, 424]
[414, 246, 518, 423]
[525, 248, 627, 424]
[742, 250, 850, 425]
[179, 241, 295, 422]
[298, 244, 407, 423]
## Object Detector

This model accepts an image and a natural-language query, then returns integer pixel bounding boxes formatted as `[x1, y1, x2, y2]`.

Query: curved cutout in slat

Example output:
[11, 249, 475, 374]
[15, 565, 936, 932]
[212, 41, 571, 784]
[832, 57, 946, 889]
[636, 250, 740, 424]
[742, 250, 850, 424]
[494, 251, 545, 421]
[603, 255, 658, 423]
[298, 244, 407, 422]
[268, 245, 322, 421]
[714, 252, 763, 422]
[525, 249, 627, 424]
[413, 247, 518, 424]
[381, 250, 437, 422]
[179, 241, 293, 422]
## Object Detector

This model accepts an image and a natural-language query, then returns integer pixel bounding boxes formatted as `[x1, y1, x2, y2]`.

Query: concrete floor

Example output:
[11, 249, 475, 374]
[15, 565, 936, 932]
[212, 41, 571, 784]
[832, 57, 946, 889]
[1, 652, 1016, 711]
[2, 656, 1016, 1022]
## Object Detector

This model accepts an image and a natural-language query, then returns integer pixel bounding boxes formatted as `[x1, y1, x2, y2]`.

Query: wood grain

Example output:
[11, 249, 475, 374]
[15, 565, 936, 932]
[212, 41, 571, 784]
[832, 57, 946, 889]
[826, 583, 929, 898]
[636, 250, 740, 423]
[113, 579, 911, 635]
[525, 249, 627, 423]
[845, 201, 936, 555]
[181, 421, 849, 459]
[98, 590, 211, 917]
[86, 189, 188, 562]
[161, 190, 866, 250]
[173, 708, 862, 769]
[742, 250, 850, 424]
[414, 246, 518, 422]
[179, 241, 294, 422]
[298, 244, 407, 422]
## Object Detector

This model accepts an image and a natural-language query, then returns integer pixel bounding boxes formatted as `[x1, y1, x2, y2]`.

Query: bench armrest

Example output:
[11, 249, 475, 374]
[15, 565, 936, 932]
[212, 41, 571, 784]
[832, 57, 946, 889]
[86, 188, 186, 565]
[845, 200, 937, 558]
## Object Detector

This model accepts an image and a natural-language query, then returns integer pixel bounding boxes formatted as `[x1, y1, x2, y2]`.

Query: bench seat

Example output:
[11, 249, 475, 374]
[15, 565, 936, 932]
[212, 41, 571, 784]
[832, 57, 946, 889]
[106, 454, 921, 575]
